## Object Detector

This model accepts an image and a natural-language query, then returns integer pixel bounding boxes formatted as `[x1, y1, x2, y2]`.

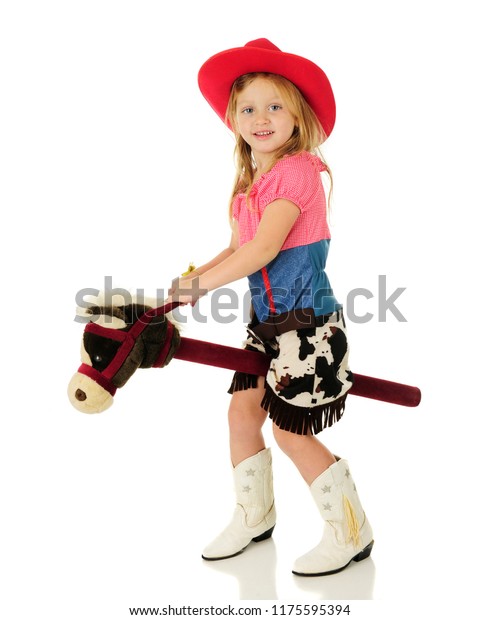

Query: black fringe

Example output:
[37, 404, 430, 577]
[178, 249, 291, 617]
[261, 383, 348, 436]
[228, 371, 260, 394]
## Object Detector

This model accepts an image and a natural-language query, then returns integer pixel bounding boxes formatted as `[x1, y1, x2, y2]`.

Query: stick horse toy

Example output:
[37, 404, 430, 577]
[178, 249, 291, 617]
[68, 300, 421, 417]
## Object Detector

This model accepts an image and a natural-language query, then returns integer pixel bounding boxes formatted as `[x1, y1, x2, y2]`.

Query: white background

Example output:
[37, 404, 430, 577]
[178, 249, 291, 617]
[1, 1, 478, 619]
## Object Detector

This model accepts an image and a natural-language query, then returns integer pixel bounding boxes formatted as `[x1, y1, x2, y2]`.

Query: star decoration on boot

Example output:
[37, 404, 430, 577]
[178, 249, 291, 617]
[242, 485, 251, 493]
[321, 485, 331, 493]
[245, 469, 256, 477]
[323, 503, 333, 511]
[345, 468, 351, 479]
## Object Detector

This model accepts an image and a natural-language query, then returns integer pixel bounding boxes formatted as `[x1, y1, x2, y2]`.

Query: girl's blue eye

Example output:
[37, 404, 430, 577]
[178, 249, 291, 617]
[242, 107, 254, 114]
[270, 104, 282, 111]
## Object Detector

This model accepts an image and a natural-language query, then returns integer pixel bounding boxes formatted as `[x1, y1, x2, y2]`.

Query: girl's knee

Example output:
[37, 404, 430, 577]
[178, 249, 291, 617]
[272, 422, 308, 455]
[228, 391, 267, 436]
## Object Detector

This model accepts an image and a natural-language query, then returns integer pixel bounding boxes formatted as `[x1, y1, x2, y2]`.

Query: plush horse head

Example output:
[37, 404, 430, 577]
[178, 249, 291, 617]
[67, 301, 180, 413]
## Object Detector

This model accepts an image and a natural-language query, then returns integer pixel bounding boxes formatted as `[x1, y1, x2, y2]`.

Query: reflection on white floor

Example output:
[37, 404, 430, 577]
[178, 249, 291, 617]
[203, 538, 376, 600]
[204, 539, 280, 600]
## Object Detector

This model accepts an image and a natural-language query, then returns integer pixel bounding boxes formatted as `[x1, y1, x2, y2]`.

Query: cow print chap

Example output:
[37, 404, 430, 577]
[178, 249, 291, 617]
[229, 309, 354, 435]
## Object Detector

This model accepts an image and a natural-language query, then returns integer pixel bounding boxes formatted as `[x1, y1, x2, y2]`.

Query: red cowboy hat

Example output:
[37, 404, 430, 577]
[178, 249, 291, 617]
[198, 38, 336, 139]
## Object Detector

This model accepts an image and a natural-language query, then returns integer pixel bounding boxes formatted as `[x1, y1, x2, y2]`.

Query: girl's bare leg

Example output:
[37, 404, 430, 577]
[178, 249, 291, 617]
[272, 423, 336, 484]
[228, 377, 268, 465]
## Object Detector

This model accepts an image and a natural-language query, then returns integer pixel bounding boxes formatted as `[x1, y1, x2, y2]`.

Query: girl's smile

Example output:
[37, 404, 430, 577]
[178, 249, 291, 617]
[253, 130, 274, 139]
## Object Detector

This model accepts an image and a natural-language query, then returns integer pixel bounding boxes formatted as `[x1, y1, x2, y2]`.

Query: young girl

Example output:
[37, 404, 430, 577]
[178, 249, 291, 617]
[169, 39, 373, 576]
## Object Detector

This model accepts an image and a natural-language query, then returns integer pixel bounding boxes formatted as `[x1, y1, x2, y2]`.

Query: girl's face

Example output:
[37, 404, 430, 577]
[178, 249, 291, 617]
[234, 77, 296, 169]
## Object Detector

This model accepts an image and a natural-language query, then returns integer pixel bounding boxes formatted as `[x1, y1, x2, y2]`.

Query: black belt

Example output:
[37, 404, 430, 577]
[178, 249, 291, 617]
[248, 308, 341, 343]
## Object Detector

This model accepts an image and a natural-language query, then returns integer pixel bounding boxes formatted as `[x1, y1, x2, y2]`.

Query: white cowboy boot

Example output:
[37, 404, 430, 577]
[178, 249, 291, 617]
[293, 458, 374, 576]
[202, 448, 276, 561]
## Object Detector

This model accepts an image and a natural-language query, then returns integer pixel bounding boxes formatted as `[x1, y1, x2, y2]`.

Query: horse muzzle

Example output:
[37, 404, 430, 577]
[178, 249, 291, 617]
[67, 371, 114, 414]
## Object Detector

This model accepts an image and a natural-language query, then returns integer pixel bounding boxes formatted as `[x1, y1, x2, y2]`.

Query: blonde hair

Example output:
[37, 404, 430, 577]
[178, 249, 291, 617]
[226, 72, 332, 220]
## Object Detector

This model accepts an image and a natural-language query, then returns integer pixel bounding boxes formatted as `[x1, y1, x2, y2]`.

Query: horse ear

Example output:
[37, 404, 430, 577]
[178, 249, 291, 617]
[79, 304, 128, 329]
[93, 314, 128, 329]
[118, 303, 153, 326]
[76, 304, 94, 322]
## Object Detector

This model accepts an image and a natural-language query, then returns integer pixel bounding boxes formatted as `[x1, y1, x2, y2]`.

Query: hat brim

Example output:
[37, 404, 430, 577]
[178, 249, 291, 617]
[198, 46, 336, 139]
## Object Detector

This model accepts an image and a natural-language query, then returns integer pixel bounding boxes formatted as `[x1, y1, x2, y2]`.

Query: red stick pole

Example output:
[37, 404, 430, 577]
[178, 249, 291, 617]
[174, 337, 421, 407]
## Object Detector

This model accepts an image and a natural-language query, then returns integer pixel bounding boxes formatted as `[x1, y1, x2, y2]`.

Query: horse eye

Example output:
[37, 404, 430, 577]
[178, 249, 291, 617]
[94, 354, 103, 363]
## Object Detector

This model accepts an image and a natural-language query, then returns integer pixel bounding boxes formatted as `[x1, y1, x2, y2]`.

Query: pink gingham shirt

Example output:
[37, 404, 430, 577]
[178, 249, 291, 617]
[232, 151, 330, 248]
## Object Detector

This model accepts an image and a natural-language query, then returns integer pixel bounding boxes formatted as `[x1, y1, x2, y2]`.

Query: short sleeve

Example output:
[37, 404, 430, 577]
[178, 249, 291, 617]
[257, 153, 324, 213]
[232, 194, 241, 220]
